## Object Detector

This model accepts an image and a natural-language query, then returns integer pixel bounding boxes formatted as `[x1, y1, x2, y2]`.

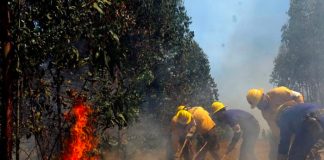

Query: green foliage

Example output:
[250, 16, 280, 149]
[271, 0, 324, 103]
[3, 0, 219, 158]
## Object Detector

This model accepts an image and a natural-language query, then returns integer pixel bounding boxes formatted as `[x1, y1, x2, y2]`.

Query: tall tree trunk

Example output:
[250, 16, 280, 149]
[56, 69, 62, 151]
[0, 0, 14, 159]
[15, 79, 21, 160]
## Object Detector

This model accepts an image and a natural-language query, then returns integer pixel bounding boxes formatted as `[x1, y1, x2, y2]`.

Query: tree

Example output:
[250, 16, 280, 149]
[4, 0, 144, 159]
[0, 0, 15, 159]
[0, 0, 219, 159]
[271, 0, 324, 103]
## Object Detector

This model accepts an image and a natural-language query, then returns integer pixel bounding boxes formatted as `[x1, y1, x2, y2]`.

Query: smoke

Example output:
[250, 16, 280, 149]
[102, 113, 169, 160]
[101, 1, 292, 159]
[185, 0, 290, 130]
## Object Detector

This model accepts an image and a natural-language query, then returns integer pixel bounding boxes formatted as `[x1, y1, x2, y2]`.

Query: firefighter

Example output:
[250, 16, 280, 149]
[172, 106, 220, 160]
[169, 105, 192, 160]
[246, 86, 304, 159]
[276, 103, 324, 160]
[210, 101, 260, 160]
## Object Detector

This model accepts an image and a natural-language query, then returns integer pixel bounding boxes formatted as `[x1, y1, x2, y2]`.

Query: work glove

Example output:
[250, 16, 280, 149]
[277, 154, 288, 160]
[231, 131, 241, 143]
[226, 131, 241, 154]
[186, 132, 194, 139]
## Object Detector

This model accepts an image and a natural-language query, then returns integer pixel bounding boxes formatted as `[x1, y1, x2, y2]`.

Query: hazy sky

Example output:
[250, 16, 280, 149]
[184, 0, 290, 130]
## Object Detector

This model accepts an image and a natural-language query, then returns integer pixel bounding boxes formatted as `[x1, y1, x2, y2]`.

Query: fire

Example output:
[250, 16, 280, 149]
[61, 102, 98, 160]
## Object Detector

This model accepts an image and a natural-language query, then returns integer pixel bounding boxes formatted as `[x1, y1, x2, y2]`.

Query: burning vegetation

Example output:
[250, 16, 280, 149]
[61, 102, 98, 160]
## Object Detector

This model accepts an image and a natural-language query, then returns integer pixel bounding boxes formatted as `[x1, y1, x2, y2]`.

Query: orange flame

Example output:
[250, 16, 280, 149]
[61, 102, 98, 160]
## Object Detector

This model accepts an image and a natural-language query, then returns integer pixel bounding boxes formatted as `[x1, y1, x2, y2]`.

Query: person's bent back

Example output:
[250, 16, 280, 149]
[211, 101, 260, 160]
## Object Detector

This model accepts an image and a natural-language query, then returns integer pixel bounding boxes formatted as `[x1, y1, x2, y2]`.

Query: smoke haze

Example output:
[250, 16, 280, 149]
[184, 0, 290, 130]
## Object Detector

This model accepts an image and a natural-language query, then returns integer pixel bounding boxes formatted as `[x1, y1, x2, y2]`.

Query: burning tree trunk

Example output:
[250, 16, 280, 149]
[0, 0, 14, 160]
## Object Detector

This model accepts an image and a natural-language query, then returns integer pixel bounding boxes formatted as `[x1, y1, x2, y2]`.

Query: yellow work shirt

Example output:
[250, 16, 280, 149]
[267, 86, 304, 110]
[262, 86, 304, 139]
[188, 107, 215, 135]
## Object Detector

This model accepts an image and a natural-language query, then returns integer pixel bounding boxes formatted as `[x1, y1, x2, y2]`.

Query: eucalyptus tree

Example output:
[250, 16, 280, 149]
[1, 0, 219, 159]
[4, 0, 145, 159]
[271, 0, 324, 103]
[133, 0, 219, 122]
[0, 0, 15, 159]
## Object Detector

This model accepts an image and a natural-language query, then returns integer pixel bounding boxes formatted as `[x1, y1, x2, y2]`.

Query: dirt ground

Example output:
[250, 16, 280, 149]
[103, 140, 270, 160]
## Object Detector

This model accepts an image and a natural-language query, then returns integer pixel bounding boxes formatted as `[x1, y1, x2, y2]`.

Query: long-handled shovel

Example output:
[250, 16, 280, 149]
[192, 141, 208, 160]
[175, 138, 189, 159]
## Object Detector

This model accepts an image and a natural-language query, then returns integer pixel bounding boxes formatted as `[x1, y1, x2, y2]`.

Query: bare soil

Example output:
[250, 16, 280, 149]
[103, 140, 270, 160]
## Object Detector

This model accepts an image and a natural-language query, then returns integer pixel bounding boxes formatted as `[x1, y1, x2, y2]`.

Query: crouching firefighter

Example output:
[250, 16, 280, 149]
[276, 103, 324, 160]
[210, 101, 260, 160]
[171, 106, 220, 160]
[169, 106, 192, 160]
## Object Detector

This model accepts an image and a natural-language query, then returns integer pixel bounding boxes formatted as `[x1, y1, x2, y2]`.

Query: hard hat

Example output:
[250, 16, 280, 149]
[177, 105, 187, 111]
[211, 101, 225, 113]
[246, 88, 264, 108]
[175, 110, 192, 125]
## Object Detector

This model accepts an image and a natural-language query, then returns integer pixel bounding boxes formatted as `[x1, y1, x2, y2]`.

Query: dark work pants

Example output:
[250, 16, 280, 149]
[196, 128, 220, 160]
[166, 135, 191, 160]
[288, 116, 324, 160]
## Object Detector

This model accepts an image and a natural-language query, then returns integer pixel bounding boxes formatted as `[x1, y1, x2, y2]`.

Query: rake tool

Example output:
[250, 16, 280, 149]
[192, 141, 208, 160]
[175, 138, 189, 159]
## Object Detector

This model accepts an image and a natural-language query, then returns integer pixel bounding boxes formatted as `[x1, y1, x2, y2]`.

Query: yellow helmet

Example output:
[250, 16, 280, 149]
[211, 101, 225, 113]
[177, 105, 186, 111]
[246, 88, 264, 108]
[175, 110, 192, 125]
